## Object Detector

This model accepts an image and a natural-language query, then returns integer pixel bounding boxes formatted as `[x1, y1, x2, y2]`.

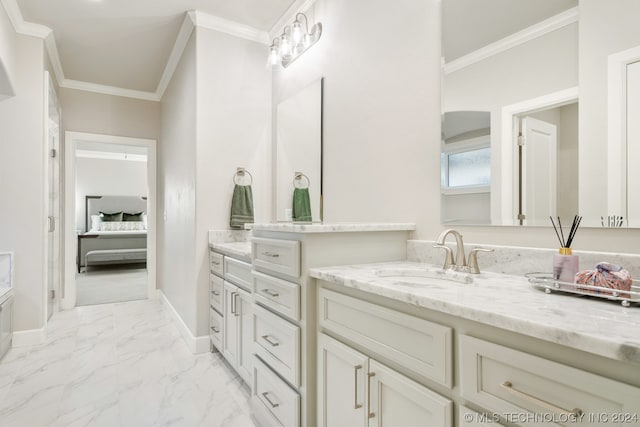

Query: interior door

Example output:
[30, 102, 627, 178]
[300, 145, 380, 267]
[46, 74, 61, 321]
[521, 116, 557, 226]
[318, 333, 368, 427]
[627, 60, 640, 227]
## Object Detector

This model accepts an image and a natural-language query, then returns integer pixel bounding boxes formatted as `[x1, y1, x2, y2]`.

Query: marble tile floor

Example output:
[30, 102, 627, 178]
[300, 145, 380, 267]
[0, 299, 256, 427]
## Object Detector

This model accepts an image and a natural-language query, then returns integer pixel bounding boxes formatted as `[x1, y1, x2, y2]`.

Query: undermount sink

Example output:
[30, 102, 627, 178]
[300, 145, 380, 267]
[375, 267, 473, 285]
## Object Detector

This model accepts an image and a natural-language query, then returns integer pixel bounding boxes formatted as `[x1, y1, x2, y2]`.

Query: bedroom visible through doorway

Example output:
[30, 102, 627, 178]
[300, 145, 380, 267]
[63, 133, 157, 309]
[75, 143, 148, 306]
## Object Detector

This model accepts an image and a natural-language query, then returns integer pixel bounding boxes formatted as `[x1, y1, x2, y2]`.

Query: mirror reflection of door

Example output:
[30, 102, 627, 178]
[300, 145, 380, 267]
[520, 116, 557, 226]
[627, 60, 640, 228]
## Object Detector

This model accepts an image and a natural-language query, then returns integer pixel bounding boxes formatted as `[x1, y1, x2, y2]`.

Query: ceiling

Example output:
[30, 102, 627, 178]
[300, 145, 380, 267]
[442, 0, 578, 62]
[16, 0, 296, 94]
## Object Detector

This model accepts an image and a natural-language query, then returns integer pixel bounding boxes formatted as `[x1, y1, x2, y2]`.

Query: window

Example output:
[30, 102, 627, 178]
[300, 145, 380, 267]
[441, 135, 491, 194]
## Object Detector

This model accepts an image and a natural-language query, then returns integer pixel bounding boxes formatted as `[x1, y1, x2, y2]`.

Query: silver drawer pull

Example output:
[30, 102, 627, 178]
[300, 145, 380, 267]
[210, 326, 220, 334]
[261, 335, 280, 347]
[354, 365, 363, 409]
[211, 261, 220, 266]
[367, 372, 375, 419]
[211, 290, 220, 296]
[261, 391, 280, 408]
[501, 381, 583, 417]
[261, 289, 280, 298]
[261, 251, 280, 258]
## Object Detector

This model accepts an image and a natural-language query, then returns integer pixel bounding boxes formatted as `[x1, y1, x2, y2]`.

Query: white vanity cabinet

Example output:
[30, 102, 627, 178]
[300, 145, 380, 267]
[209, 247, 254, 386]
[247, 224, 413, 427]
[0, 294, 13, 359]
[222, 281, 253, 384]
[318, 333, 452, 427]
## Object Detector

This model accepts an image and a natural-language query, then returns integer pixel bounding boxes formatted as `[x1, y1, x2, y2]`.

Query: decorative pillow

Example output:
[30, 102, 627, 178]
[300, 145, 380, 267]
[90, 215, 102, 231]
[98, 221, 145, 231]
[123, 211, 144, 222]
[100, 211, 123, 222]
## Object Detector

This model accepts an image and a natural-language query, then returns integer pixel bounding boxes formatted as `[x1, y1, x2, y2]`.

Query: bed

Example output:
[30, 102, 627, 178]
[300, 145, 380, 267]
[77, 195, 148, 272]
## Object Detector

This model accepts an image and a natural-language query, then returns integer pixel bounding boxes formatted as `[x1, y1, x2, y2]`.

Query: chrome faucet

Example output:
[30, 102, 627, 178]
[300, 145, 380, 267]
[433, 229, 494, 274]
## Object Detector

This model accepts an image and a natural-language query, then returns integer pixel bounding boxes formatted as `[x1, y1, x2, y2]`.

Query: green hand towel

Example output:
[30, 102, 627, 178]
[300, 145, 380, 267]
[292, 188, 312, 222]
[230, 185, 254, 229]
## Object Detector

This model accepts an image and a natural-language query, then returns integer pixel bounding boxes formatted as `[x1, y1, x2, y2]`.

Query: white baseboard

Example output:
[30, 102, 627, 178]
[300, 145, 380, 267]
[12, 327, 46, 347]
[158, 290, 210, 354]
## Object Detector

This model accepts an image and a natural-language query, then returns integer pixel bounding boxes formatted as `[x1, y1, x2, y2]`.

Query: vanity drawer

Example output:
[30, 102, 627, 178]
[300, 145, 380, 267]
[251, 356, 300, 427]
[252, 238, 300, 279]
[209, 274, 223, 314]
[253, 304, 301, 387]
[459, 335, 640, 426]
[224, 257, 252, 291]
[318, 288, 452, 388]
[209, 251, 224, 277]
[253, 271, 300, 321]
[210, 308, 222, 351]
[459, 405, 505, 427]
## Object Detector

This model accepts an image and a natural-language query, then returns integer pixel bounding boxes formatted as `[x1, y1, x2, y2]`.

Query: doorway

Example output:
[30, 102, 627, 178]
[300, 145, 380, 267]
[63, 132, 157, 309]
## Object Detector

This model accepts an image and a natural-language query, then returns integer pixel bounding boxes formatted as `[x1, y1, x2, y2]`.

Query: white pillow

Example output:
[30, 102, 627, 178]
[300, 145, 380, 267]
[90, 215, 102, 231]
[98, 221, 145, 231]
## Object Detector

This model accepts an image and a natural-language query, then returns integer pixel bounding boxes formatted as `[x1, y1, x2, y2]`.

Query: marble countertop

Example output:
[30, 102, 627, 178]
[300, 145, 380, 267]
[310, 261, 640, 364]
[247, 222, 416, 233]
[209, 242, 252, 261]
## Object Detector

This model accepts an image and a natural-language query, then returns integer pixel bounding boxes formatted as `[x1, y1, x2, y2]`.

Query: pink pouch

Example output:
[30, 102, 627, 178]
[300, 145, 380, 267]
[575, 262, 632, 298]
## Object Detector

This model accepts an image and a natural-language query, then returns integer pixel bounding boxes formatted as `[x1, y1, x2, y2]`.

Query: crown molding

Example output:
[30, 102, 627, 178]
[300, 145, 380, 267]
[190, 10, 269, 45]
[269, 0, 317, 40]
[60, 79, 159, 102]
[1, 0, 50, 38]
[155, 12, 196, 100]
[444, 6, 579, 75]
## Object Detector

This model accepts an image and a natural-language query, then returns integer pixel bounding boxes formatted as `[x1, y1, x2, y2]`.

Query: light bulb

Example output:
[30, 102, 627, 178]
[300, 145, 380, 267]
[268, 45, 279, 65]
[292, 21, 303, 44]
[279, 35, 291, 57]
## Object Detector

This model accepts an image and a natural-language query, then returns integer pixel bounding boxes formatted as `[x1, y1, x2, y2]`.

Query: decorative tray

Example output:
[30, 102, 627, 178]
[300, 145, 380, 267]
[526, 273, 640, 307]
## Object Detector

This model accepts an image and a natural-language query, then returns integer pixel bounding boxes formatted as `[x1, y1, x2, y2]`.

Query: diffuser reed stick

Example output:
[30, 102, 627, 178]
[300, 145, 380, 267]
[550, 215, 582, 283]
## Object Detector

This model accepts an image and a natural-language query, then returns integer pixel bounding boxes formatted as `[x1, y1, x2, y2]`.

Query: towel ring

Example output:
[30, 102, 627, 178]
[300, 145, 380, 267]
[233, 167, 253, 185]
[293, 172, 310, 189]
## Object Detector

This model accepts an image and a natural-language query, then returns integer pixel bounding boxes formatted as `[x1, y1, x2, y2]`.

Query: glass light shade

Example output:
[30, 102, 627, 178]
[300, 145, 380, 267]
[292, 21, 303, 44]
[279, 35, 291, 57]
[268, 45, 279, 65]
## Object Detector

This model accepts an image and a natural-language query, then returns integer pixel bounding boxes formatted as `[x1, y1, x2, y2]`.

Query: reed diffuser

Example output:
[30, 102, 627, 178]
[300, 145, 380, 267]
[549, 215, 582, 283]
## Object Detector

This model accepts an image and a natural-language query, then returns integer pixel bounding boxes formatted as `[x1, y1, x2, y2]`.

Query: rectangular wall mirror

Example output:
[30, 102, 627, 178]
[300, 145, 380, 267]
[441, 0, 640, 228]
[275, 78, 323, 222]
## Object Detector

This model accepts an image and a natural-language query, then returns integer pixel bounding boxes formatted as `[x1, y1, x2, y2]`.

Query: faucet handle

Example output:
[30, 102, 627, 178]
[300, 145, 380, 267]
[433, 244, 455, 270]
[467, 247, 494, 274]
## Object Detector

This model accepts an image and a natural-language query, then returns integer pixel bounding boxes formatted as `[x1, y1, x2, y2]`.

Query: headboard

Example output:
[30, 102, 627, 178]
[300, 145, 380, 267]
[85, 195, 147, 231]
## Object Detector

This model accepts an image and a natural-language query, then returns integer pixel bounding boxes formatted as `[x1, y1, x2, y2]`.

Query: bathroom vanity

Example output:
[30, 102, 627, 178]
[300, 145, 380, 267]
[0, 252, 14, 360]
[311, 262, 640, 427]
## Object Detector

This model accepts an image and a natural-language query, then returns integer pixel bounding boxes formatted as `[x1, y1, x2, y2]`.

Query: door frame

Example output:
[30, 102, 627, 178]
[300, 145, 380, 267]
[500, 86, 578, 225]
[62, 131, 157, 309]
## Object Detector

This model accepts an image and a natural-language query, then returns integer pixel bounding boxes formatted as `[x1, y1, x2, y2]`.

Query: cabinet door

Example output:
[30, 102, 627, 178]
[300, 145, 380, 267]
[236, 287, 253, 385]
[318, 334, 368, 427]
[222, 281, 238, 368]
[368, 360, 452, 427]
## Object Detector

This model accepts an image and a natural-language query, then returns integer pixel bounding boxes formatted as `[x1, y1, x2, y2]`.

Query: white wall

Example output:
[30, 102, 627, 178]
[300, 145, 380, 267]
[194, 27, 271, 336]
[0, 2, 15, 99]
[75, 157, 147, 232]
[59, 88, 161, 141]
[159, 27, 271, 339]
[273, 0, 438, 233]
[158, 32, 198, 334]
[0, 34, 46, 332]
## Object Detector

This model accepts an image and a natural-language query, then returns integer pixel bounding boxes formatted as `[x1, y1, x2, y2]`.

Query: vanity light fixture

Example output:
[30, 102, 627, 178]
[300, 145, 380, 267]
[268, 12, 322, 68]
